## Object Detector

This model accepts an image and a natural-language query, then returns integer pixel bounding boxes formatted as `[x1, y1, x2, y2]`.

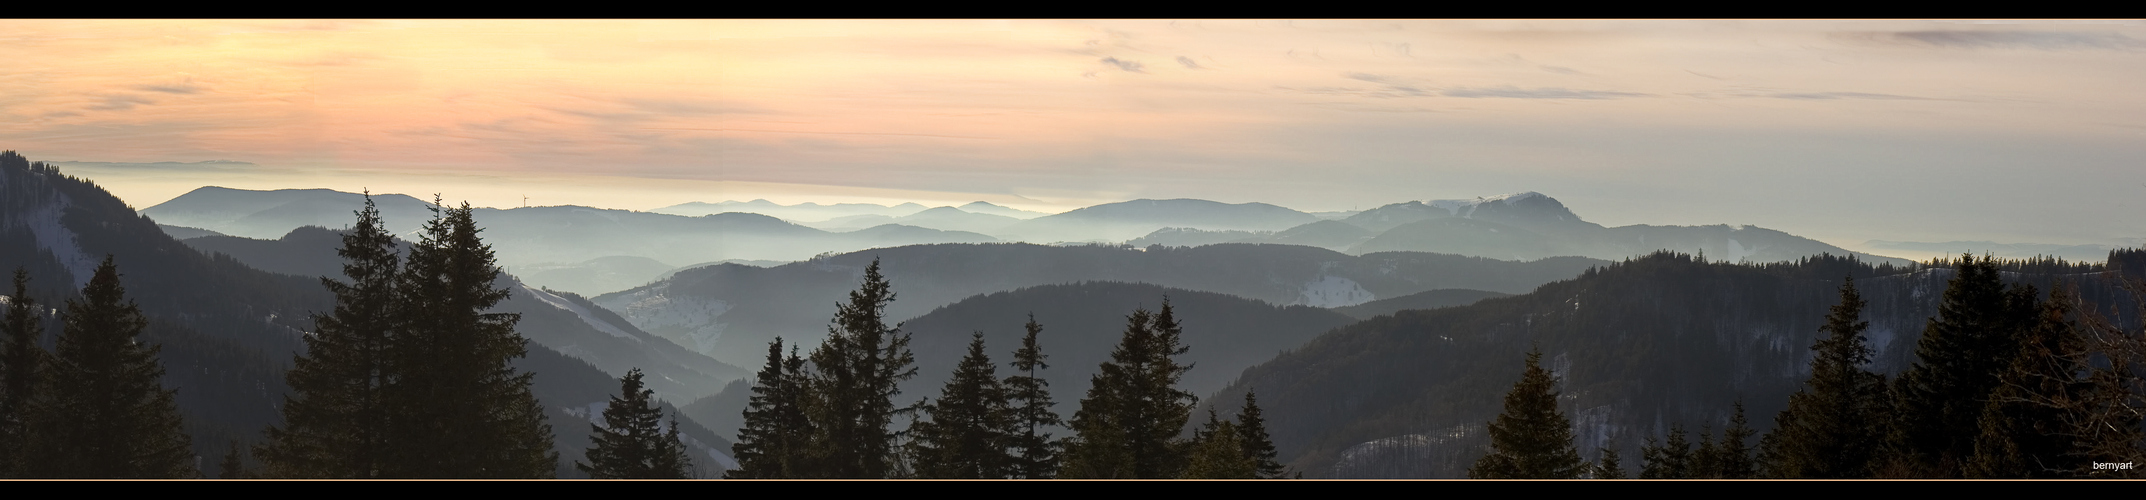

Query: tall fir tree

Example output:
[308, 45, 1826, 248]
[1716, 401, 1757, 479]
[26, 256, 195, 478]
[1467, 348, 1584, 479]
[1966, 285, 2088, 478]
[1181, 418, 1255, 479]
[1236, 389, 1284, 479]
[1758, 277, 1888, 478]
[1639, 426, 1691, 479]
[578, 368, 692, 479]
[1002, 313, 1062, 479]
[1690, 426, 1720, 479]
[382, 199, 556, 478]
[910, 332, 1012, 479]
[729, 339, 810, 478]
[218, 440, 248, 479]
[1, 268, 47, 478]
[1061, 301, 1197, 479]
[1888, 255, 2040, 476]
[803, 258, 916, 478]
[258, 193, 399, 478]
[1592, 447, 1626, 479]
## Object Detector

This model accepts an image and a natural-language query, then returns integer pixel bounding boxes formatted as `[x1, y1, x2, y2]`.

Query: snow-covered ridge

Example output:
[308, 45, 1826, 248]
[595, 283, 734, 355]
[1298, 275, 1374, 308]
[1425, 191, 1547, 217]
[519, 281, 638, 342]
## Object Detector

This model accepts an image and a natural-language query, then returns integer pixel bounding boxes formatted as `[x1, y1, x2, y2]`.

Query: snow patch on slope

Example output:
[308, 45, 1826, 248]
[521, 282, 637, 341]
[16, 191, 97, 289]
[1298, 275, 1375, 307]
[1329, 424, 1478, 478]
[1721, 234, 1769, 263]
[597, 283, 733, 355]
[1427, 192, 1546, 217]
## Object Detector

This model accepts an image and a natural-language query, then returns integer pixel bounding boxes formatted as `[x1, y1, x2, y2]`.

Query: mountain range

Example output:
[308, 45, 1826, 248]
[0, 153, 740, 477]
[143, 187, 1909, 298]
[21, 150, 2135, 479]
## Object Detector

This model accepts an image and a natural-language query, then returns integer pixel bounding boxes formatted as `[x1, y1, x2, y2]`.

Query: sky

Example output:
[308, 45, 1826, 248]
[4, 19, 2143, 256]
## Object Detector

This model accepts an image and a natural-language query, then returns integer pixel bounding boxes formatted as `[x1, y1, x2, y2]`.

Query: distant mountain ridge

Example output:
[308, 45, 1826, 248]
[591, 242, 1608, 368]
[1114, 192, 1917, 267]
[147, 187, 1915, 299]
[683, 281, 1361, 441]
[0, 153, 740, 477]
[1210, 252, 2136, 478]
[177, 225, 750, 402]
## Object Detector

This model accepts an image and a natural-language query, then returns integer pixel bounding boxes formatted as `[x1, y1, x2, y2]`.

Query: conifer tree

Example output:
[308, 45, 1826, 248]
[911, 332, 1011, 479]
[1467, 348, 1583, 479]
[1181, 418, 1255, 479]
[1759, 277, 1888, 478]
[1639, 426, 1691, 479]
[258, 193, 399, 478]
[382, 199, 556, 478]
[1890, 255, 2039, 475]
[803, 258, 916, 478]
[1002, 314, 1061, 479]
[27, 256, 194, 478]
[1061, 301, 1197, 479]
[219, 440, 248, 479]
[1966, 285, 2088, 478]
[1691, 426, 1719, 479]
[1, 268, 46, 478]
[1592, 447, 1626, 479]
[578, 369, 692, 479]
[1138, 299, 1196, 476]
[729, 339, 809, 478]
[1717, 401, 1757, 479]
[1236, 389, 1284, 479]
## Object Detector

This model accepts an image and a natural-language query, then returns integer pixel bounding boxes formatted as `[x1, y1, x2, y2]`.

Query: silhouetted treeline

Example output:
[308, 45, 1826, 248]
[726, 260, 1284, 479]
[1467, 252, 2146, 478]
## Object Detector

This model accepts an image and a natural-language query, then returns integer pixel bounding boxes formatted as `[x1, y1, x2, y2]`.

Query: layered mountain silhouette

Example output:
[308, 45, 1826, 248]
[592, 243, 1606, 368]
[683, 281, 1359, 441]
[145, 188, 1005, 295]
[1206, 251, 2137, 477]
[147, 188, 1911, 299]
[176, 225, 749, 403]
[0, 154, 738, 477]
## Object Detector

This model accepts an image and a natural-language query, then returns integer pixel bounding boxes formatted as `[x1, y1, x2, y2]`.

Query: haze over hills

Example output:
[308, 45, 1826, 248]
[592, 243, 1607, 368]
[1208, 252, 2140, 478]
[175, 225, 751, 403]
[15, 149, 2142, 479]
[145, 187, 1930, 299]
[145, 188, 1007, 295]
[0, 153, 741, 477]
[993, 198, 1325, 243]
[1862, 239, 2137, 263]
[683, 281, 1361, 442]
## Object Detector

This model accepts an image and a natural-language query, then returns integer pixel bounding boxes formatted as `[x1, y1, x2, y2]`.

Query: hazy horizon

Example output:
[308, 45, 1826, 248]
[8, 19, 2144, 257]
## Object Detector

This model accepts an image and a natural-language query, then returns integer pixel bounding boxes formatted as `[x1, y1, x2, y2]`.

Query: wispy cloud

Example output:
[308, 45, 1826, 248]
[1865, 30, 2146, 51]
[1768, 92, 1936, 101]
[88, 94, 156, 111]
[1687, 89, 1946, 101]
[134, 82, 205, 94]
[1344, 72, 1395, 83]
[1176, 56, 1203, 69]
[1100, 57, 1145, 73]
[1441, 86, 1649, 99]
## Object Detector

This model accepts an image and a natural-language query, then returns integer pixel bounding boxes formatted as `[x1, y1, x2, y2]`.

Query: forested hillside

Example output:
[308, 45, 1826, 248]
[1211, 252, 2132, 477]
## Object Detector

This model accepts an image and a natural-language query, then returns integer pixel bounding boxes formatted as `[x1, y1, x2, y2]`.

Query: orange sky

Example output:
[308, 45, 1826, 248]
[5, 20, 2144, 249]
